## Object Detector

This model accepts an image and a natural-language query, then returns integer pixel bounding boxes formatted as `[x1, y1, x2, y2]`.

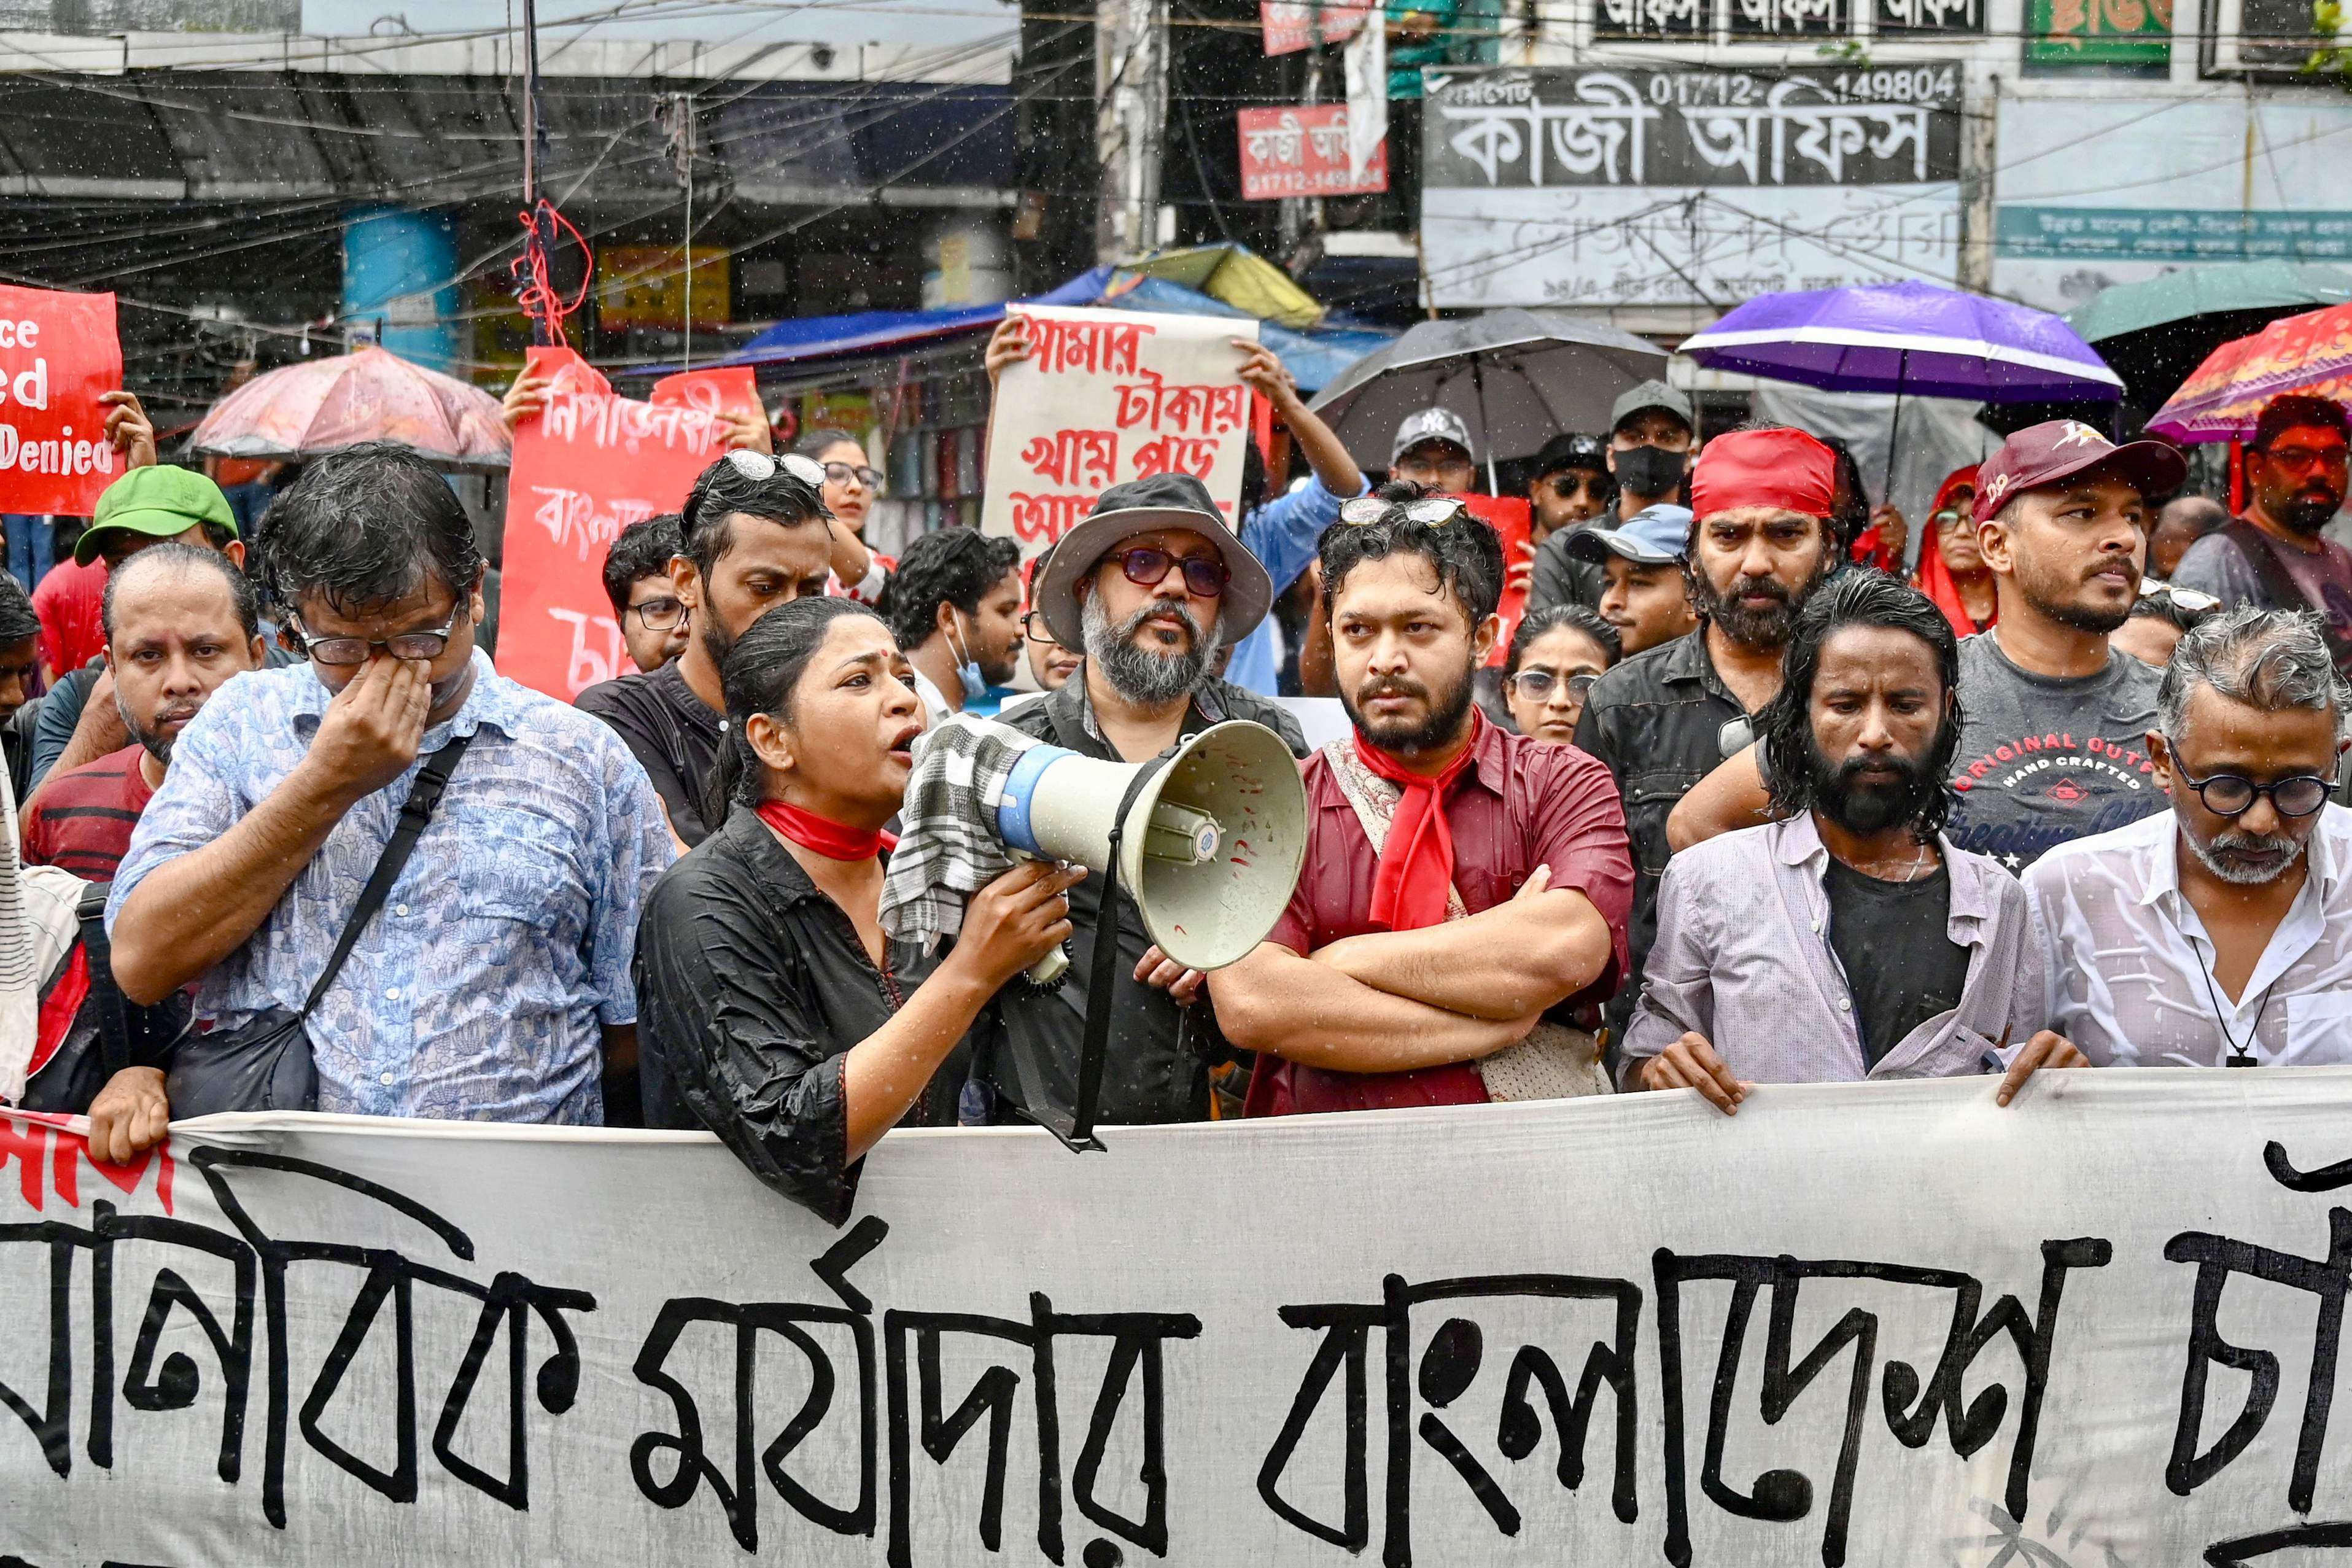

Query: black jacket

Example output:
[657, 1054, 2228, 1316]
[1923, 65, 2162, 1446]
[634, 806, 959, 1224]
[1570, 627, 1749, 1038]
[1527, 529, 1606, 614]
[979, 678, 1307, 1128]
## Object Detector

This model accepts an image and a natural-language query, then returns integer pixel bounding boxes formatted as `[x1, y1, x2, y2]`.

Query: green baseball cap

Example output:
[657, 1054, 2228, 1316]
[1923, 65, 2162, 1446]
[77, 465, 238, 567]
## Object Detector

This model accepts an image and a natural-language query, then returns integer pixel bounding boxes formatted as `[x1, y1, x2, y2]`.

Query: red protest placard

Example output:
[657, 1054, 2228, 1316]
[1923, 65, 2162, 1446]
[1260, 0, 1370, 53]
[1237, 107, 1388, 200]
[1453, 492, 1532, 668]
[499, 347, 731, 699]
[650, 365, 764, 429]
[0, 285, 121, 518]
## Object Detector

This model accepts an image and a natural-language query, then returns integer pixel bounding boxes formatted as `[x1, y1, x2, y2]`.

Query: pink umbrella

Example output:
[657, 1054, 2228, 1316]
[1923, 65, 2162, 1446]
[191, 346, 511, 473]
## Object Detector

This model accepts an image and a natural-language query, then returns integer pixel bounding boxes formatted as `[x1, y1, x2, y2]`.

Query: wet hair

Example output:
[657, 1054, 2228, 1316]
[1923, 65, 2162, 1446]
[1318, 479, 1505, 627]
[1505, 603, 1620, 677]
[2128, 589, 2216, 636]
[680, 451, 831, 580]
[2159, 605, 2351, 743]
[602, 513, 684, 616]
[0, 570, 36, 650]
[793, 428, 865, 462]
[707, 596, 887, 817]
[1818, 435, 1872, 556]
[104, 540, 260, 643]
[881, 527, 1019, 650]
[1753, 569, 1963, 836]
[257, 441, 482, 616]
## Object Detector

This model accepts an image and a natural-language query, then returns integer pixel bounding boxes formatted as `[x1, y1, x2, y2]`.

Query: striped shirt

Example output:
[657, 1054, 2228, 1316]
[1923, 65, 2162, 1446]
[21, 744, 152, 880]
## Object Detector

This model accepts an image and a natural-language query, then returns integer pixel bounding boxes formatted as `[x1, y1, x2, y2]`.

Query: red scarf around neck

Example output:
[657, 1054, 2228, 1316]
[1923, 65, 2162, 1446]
[756, 799, 896, 861]
[1357, 713, 1483, 931]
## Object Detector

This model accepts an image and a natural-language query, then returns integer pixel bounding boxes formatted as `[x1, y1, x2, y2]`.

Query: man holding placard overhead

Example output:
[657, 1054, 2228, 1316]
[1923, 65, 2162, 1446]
[977, 473, 1308, 1128]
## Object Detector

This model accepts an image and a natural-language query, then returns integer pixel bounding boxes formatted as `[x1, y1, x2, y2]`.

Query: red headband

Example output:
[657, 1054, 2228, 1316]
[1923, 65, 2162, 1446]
[1688, 428, 1839, 521]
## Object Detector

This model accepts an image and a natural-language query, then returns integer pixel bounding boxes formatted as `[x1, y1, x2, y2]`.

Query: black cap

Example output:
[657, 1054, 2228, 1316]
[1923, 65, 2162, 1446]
[1531, 432, 1609, 478]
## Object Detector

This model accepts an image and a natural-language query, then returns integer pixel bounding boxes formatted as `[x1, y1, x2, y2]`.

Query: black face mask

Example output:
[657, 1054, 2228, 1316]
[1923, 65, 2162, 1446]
[1615, 444, 1688, 497]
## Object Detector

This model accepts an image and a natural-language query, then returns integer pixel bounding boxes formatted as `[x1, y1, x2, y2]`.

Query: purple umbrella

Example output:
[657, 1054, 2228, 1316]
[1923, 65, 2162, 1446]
[1680, 279, 2123, 403]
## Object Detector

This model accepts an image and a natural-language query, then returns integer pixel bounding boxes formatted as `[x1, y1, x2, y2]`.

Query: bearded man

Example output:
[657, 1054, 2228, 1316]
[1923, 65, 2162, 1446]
[1209, 486, 1634, 1114]
[2027, 608, 2352, 1068]
[979, 474, 1306, 1128]
[1623, 572, 2086, 1109]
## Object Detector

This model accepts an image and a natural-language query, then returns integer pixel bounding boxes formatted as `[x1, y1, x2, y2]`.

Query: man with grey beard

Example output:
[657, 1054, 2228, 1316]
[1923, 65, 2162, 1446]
[2026, 608, 2352, 1068]
[981, 474, 1306, 1127]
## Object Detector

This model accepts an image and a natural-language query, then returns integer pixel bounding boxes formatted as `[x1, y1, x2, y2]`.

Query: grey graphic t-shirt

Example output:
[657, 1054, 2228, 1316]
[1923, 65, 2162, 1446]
[1944, 634, 2166, 872]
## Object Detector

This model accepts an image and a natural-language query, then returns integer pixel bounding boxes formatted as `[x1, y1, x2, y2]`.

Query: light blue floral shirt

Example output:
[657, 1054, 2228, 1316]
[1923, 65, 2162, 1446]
[107, 651, 674, 1125]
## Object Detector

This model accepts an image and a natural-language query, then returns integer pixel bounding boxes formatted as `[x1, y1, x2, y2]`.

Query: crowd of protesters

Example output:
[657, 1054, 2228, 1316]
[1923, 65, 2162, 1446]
[4, 324, 2350, 1230]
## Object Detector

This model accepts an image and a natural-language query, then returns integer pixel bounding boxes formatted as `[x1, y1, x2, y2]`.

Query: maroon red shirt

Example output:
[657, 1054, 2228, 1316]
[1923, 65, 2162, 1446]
[22, 743, 154, 880]
[1250, 721, 1634, 1114]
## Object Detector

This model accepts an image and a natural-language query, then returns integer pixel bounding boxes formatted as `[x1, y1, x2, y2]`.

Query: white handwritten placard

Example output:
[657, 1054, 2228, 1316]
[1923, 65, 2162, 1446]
[980, 305, 1256, 563]
[6, 1073, 2351, 1563]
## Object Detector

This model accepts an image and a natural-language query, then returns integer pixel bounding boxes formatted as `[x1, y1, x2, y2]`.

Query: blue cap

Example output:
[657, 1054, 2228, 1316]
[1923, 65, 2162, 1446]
[1562, 504, 1693, 567]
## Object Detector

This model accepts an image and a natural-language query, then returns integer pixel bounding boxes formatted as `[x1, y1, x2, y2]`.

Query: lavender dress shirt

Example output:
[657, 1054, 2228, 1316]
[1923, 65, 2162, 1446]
[1621, 814, 2049, 1089]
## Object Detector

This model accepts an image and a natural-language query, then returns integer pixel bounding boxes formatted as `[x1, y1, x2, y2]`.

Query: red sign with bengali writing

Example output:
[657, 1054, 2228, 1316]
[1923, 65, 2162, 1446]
[0, 285, 120, 517]
[980, 306, 1256, 564]
[650, 364, 764, 429]
[1260, 0, 1371, 53]
[1453, 492, 1532, 669]
[499, 347, 732, 699]
[1237, 107, 1388, 201]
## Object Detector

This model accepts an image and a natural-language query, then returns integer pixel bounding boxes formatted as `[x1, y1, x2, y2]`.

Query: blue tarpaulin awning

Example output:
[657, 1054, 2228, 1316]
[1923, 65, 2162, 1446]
[649, 263, 1391, 392]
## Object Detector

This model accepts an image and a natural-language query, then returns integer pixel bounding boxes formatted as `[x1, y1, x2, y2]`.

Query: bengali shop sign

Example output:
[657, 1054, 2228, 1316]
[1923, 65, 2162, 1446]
[1260, 0, 1371, 53]
[1238, 107, 1388, 200]
[1419, 66, 1963, 308]
[980, 306, 1256, 563]
[498, 349, 735, 699]
[0, 284, 120, 516]
[9, 1074, 2352, 1564]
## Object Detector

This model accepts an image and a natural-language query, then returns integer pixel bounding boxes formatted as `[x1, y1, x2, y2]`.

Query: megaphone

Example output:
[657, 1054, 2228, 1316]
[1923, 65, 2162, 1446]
[993, 720, 1308, 984]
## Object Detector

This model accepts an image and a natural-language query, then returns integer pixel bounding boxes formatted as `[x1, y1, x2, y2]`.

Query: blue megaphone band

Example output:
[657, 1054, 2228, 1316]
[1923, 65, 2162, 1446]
[996, 742, 1079, 856]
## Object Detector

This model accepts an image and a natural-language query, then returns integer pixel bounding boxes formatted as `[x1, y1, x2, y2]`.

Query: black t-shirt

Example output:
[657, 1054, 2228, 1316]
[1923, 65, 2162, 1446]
[575, 659, 723, 847]
[1822, 857, 1970, 1068]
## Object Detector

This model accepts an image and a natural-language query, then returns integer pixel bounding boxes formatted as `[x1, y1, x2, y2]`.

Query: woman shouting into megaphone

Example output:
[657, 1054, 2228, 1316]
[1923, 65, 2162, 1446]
[634, 596, 1084, 1222]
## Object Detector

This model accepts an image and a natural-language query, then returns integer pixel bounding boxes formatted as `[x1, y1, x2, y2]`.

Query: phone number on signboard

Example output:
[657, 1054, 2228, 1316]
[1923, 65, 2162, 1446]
[1644, 66, 1959, 106]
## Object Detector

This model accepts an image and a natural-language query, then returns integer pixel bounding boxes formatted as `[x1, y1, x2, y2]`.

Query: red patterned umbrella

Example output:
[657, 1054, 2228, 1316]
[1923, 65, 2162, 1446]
[2147, 300, 2352, 444]
[191, 346, 511, 473]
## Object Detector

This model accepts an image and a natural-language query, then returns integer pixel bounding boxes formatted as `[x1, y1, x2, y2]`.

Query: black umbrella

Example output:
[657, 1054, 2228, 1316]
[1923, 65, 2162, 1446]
[1307, 309, 1668, 487]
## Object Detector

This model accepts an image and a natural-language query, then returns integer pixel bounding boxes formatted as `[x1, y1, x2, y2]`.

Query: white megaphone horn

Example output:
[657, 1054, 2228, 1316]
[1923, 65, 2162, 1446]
[992, 720, 1309, 987]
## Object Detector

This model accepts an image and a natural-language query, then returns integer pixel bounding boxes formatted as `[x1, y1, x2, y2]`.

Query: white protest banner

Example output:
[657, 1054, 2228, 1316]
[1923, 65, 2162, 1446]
[6, 1074, 2351, 1565]
[980, 305, 1256, 564]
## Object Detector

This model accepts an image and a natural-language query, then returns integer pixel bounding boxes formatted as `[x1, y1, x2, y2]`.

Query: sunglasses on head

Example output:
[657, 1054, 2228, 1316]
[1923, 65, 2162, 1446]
[724, 449, 828, 488]
[2140, 580, 2220, 612]
[1339, 496, 1471, 527]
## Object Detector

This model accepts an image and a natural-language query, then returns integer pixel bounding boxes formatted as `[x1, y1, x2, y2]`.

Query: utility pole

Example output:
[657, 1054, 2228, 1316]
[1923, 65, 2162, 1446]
[1957, 64, 1999, 295]
[664, 93, 697, 368]
[1095, 0, 1167, 260]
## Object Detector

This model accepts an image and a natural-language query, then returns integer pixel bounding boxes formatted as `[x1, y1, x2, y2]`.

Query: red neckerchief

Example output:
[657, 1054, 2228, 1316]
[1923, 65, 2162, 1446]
[755, 800, 896, 861]
[1356, 712, 1483, 932]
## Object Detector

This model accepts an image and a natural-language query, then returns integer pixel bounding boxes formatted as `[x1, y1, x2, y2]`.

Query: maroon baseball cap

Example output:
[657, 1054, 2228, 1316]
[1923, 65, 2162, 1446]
[1973, 419, 2187, 524]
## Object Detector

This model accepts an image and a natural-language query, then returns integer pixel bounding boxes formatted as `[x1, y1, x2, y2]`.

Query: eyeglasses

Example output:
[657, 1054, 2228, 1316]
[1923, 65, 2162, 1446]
[2259, 445, 2351, 475]
[290, 600, 466, 667]
[2171, 763, 2337, 820]
[1931, 508, 1967, 530]
[1113, 546, 1228, 598]
[1339, 496, 1471, 527]
[627, 595, 686, 632]
[1548, 473, 1605, 499]
[2139, 580, 2220, 612]
[1020, 609, 1065, 645]
[821, 460, 884, 491]
[1507, 669, 1601, 702]
[724, 449, 828, 487]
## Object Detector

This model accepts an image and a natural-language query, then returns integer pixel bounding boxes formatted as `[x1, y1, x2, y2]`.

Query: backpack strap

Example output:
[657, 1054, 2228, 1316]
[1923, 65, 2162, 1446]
[2224, 520, 2352, 672]
[76, 880, 131, 1080]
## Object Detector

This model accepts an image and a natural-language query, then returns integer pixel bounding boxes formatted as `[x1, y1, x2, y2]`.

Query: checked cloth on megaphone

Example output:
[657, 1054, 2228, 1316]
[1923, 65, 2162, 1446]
[880, 713, 1048, 947]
